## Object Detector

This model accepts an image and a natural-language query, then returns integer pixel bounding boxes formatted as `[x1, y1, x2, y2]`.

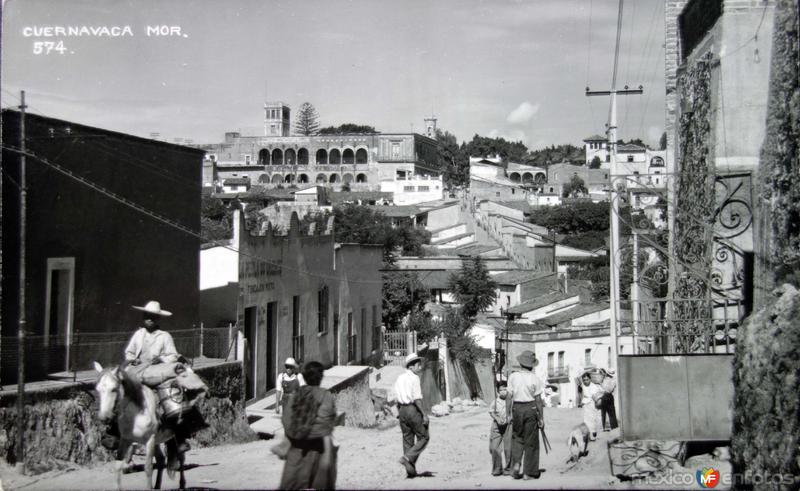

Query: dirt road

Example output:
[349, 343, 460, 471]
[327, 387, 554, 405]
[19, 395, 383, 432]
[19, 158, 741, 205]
[0, 406, 728, 490]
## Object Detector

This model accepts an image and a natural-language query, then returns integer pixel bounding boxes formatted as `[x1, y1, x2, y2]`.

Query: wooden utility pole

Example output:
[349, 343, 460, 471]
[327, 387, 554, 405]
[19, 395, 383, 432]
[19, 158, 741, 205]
[585, 0, 642, 436]
[16, 90, 28, 473]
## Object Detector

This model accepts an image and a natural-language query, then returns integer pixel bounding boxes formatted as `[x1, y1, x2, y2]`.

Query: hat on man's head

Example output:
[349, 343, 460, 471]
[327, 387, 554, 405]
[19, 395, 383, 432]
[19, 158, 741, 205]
[405, 353, 422, 368]
[517, 350, 538, 368]
[132, 300, 172, 317]
[285, 357, 299, 367]
[604, 368, 616, 376]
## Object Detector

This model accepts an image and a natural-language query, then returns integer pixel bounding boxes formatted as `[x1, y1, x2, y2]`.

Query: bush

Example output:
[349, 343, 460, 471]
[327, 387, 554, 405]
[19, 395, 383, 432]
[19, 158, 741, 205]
[731, 284, 800, 485]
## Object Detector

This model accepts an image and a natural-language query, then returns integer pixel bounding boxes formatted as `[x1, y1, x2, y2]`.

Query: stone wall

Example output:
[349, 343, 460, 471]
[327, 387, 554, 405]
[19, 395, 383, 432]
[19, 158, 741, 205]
[0, 361, 254, 473]
[755, 0, 800, 304]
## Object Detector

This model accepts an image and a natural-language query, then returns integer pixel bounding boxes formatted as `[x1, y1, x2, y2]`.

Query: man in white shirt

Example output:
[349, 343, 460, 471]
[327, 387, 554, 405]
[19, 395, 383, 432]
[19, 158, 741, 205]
[393, 353, 428, 477]
[506, 350, 545, 480]
[124, 300, 179, 367]
[599, 368, 618, 431]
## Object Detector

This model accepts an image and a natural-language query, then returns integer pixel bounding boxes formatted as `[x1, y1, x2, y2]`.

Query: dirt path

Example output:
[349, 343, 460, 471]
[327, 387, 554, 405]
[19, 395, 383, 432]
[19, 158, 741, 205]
[0, 407, 728, 490]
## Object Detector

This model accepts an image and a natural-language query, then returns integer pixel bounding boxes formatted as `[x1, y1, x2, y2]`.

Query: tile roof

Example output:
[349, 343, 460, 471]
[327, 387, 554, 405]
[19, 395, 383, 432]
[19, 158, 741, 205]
[366, 205, 424, 217]
[491, 270, 555, 286]
[537, 303, 610, 327]
[617, 143, 647, 152]
[453, 243, 502, 256]
[583, 134, 606, 141]
[506, 291, 577, 314]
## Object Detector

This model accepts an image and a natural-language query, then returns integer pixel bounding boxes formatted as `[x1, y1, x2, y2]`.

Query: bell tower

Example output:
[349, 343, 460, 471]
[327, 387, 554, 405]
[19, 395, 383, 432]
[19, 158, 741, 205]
[264, 102, 291, 136]
[424, 116, 437, 138]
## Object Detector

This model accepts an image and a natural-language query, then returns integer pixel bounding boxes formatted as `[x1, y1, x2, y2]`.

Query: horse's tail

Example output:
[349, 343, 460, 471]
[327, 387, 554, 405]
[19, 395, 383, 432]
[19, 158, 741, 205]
[166, 439, 180, 479]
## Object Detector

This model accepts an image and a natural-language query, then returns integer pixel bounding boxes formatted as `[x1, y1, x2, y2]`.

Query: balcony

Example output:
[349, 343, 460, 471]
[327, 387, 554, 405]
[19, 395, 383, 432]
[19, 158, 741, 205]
[547, 365, 570, 382]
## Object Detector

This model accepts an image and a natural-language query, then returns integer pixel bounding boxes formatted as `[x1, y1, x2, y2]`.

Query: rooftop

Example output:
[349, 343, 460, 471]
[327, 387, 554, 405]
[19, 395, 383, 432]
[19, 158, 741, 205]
[491, 270, 555, 286]
[537, 302, 610, 327]
[506, 291, 576, 315]
[453, 243, 503, 256]
[583, 134, 606, 142]
[366, 205, 423, 218]
[329, 191, 392, 205]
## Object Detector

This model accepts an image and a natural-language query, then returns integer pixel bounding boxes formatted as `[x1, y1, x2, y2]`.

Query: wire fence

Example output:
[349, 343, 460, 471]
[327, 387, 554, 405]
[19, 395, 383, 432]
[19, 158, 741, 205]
[1, 325, 239, 385]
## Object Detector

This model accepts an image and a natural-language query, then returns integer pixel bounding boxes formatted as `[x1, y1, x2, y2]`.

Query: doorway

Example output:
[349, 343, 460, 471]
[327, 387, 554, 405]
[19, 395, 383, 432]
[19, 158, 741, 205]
[244, 306, 257, 401]
[44, 257, 75, 372]
[266, 302, 277, 391]
[333, 312, 340, 365]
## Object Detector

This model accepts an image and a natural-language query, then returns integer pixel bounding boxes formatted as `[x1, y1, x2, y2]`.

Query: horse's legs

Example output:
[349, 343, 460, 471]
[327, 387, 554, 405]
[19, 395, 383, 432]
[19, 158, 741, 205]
[145, 435, 156, 489]
[178, 450, 186, 490]
[153, 444, 165, 490]
[116, 441, 134, 491]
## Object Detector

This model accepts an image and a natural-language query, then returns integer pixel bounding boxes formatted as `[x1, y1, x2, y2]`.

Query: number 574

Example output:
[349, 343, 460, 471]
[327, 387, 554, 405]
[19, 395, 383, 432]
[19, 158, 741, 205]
[33, 41, 67, 55]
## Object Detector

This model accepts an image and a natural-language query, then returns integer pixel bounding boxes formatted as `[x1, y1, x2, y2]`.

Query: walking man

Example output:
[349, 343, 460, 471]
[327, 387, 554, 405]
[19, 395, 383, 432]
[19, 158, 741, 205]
[599, 368, 618, 431]
[394, 353, 429, 477]
[507, 350, 545, 480]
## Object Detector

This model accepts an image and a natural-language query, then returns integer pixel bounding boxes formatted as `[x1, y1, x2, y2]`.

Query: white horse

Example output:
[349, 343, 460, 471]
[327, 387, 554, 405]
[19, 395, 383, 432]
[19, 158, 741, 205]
[94, 361, 186, 490]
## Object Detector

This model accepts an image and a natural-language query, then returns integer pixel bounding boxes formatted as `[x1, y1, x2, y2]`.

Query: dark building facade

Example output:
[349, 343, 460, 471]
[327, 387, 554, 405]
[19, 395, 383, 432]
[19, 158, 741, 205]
[1, 110, 204, 383]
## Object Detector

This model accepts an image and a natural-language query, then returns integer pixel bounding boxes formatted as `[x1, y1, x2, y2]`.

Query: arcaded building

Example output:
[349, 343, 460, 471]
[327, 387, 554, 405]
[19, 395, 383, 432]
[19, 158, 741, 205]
[199, 102, 441, 193]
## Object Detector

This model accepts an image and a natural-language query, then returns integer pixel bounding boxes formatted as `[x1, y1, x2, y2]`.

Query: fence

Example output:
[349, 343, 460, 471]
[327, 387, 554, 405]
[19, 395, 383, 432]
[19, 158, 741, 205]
[383, 330, 417, 366]
[0, 325, 239, 386]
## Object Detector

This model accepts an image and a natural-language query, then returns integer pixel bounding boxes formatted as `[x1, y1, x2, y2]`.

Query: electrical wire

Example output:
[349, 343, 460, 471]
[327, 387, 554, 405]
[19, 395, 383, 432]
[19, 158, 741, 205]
[2, 143, 389, 285]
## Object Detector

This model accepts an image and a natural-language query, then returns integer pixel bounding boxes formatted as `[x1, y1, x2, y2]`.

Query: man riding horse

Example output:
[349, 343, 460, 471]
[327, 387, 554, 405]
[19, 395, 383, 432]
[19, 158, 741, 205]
[102, 300, 205, 456]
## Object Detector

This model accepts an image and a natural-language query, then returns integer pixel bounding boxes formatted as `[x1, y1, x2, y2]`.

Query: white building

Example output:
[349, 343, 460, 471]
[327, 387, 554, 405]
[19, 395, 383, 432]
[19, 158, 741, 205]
[380, 175, 444, 205]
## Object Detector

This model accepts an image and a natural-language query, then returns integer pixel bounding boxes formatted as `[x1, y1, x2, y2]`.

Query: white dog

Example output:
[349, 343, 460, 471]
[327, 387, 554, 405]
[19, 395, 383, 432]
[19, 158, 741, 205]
[566, 422, 590, 464]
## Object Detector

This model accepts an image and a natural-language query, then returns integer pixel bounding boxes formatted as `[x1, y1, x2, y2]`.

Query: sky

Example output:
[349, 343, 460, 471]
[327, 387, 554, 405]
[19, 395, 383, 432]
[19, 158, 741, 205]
[2, 0, 666, 150]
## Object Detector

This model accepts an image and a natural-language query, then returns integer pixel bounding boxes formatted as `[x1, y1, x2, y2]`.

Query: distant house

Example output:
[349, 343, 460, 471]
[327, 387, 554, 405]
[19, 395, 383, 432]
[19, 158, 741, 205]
[1, 110, 204, 383]
[223, 176, 251, 193]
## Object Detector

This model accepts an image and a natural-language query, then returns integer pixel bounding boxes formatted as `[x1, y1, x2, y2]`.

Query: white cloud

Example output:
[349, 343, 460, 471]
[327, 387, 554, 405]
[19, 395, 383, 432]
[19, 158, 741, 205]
[506, 101, 540, 125]
[488, 128, 528, 143]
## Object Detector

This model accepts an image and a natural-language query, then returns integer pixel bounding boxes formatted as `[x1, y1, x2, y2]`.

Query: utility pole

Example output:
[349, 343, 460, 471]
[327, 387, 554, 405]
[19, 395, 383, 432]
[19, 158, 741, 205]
[585, 0, 641, 436]
[16, 90, 28, 473]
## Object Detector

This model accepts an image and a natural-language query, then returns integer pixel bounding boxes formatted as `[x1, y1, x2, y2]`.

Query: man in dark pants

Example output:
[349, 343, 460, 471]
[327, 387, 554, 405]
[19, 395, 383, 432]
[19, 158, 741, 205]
[394, 353, 429, 477]
[507, 350, 545, 480]
[600, 368, 619, 430]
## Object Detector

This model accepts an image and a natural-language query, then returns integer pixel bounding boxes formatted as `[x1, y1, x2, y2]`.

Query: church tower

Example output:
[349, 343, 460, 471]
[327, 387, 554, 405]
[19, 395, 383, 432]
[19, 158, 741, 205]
[424, 116, 438, 138]
[264, 102, 291, 136]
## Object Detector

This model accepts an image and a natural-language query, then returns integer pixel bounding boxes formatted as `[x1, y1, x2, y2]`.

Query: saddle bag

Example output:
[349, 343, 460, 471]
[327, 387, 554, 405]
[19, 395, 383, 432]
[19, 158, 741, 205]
[157, 380, 193, 420]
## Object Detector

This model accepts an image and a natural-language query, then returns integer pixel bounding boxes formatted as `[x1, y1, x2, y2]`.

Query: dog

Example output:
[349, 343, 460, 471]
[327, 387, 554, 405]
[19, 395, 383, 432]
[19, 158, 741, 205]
[566, 422, 590, 464]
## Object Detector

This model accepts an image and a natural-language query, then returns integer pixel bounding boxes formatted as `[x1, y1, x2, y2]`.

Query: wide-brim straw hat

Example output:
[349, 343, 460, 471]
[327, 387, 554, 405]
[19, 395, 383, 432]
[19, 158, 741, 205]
[405, 353, 422, 367]
[285, 357, 299, 367]
[132, 300, 172, 317]
[517, 350, 538, 368]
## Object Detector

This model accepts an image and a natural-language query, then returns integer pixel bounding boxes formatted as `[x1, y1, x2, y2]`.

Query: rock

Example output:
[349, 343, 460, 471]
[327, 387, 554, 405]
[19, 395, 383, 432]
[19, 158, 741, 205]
[450, 404, 466, 413]
[431, 403, 450, 417]
[450, 397, 464, 407]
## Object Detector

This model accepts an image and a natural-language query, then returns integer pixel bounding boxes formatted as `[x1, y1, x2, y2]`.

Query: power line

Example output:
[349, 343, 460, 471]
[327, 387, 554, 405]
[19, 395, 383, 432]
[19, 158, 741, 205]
[1, 143, 388, 285]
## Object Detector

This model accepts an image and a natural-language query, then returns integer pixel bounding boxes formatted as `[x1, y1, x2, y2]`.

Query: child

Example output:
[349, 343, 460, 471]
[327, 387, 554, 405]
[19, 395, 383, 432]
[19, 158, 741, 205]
[488, 380, 512, 476]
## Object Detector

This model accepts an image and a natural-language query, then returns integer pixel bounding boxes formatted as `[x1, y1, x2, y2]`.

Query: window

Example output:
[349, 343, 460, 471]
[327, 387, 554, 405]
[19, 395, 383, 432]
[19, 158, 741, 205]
[417, 186, 429, 192]
[45, 257, 76, 370]
[511, 189, 515, 195]
[558, 351, 565, 368]
[396, 170, 406, 180]
[547, 352, 555, 370]
[604, 174, 609, 179]
[270, 124, 277, 135]
[244, 154, 252, 164]
[627, 155, 634, 162]
[317, 287, 329, 333]
[391, 141, 401, 159]
[585, 348, 592, 365]
[404, 186, 415, 192]
[293, 295, 303, 360]
[496, 192, 500, 197]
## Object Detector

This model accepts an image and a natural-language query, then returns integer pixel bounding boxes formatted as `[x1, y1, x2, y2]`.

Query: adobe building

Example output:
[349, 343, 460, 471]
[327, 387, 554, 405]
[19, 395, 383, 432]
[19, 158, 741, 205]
[1, 110, 204, 384]
[236, 213, 383, 402]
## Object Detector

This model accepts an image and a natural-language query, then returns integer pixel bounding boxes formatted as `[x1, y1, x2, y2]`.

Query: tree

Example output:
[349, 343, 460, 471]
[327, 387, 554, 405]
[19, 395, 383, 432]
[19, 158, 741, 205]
[528, 201, 610, 234]
[589, 156, 603, 169]
[382, 272, 430, 329]
[294, 102, 320, 136]
[200, 195, 232, 242]
[528, 143, 585, 167]
[561, 174, 588, 198]
[659, 131, 667, 150]
[318, 124, 377, 135]
[448, 257, 498, 318]
[435, 128, 469, 189]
